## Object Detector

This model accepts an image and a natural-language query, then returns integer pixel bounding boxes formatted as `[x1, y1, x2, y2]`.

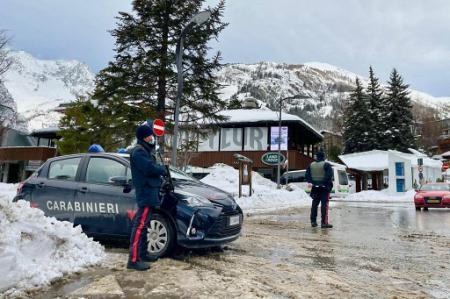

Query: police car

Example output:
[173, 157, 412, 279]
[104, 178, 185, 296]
[14, 153, 243, 258]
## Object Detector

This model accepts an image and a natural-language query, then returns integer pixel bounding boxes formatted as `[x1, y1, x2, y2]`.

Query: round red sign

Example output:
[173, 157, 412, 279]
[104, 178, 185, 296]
[153, 119, 165, 137]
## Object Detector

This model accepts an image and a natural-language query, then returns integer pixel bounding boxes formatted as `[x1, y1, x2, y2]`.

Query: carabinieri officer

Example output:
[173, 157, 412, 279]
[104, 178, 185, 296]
[127, 124, 167, 271]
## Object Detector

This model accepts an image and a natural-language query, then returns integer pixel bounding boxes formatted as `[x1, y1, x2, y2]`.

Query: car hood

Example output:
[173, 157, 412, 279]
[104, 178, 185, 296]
[173, 180, 237, 207]
[416, 191, 450, 197]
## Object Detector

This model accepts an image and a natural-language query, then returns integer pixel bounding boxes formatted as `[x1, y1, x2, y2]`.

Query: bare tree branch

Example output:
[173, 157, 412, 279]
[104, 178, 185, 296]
[0, 30, 13, 80]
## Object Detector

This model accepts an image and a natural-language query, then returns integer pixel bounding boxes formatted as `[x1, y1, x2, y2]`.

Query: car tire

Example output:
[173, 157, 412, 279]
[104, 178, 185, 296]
[415, 207, 421, 211]
[145, 214, 175, 258]
[423, 207, 429, 211]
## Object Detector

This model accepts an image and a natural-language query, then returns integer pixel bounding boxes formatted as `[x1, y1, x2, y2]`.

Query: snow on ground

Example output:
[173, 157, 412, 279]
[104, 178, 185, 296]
[201, 164, 311, 213]
[0, 183, 105, 296]
[335, 189, 415, 203]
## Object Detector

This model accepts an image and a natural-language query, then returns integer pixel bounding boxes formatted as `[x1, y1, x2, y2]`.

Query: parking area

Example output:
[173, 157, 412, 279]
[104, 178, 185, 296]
[35, 202, 450, 299]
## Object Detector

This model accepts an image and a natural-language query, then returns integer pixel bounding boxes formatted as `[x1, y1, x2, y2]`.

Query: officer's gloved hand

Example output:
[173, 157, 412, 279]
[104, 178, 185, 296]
[161, 178, 174, 193]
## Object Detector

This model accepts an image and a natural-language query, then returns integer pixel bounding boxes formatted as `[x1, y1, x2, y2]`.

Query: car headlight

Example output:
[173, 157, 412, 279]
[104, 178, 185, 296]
[182, 195, 213, 207]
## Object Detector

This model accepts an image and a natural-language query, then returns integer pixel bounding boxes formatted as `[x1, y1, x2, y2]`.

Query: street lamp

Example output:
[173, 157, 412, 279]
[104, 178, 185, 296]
[276, 95, 309, 189]
[171, 10, 212, 167]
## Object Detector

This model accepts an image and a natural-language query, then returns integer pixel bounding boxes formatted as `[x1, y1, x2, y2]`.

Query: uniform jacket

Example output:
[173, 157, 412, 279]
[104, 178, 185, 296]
[305, 160, 333, 191]
[130, 140, 167, 207]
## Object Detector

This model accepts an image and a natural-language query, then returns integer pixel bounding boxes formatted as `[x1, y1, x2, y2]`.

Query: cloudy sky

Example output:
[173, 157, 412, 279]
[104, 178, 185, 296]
[1, 0, 450, 96]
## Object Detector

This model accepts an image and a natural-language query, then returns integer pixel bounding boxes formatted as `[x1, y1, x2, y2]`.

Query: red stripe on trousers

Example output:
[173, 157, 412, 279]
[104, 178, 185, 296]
[132, 207, 150, 263]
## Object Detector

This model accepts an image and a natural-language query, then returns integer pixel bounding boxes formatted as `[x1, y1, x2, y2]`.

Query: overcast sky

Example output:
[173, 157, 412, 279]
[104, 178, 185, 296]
[1, 0, 450, 97]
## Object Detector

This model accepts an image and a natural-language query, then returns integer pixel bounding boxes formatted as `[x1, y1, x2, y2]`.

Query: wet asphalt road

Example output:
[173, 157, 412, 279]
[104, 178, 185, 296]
[30, 202, 450, 299]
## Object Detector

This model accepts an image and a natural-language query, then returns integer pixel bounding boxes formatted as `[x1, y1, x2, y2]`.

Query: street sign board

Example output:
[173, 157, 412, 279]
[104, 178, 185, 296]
[417, 158, 423, 166]
[261, 152, 286, 166]
[270, 126, 288, 151]
[153, 119, 165, 136]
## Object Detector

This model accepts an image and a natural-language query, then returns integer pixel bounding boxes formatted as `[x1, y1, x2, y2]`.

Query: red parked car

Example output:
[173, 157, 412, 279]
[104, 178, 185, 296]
[414, 183, 450, 211]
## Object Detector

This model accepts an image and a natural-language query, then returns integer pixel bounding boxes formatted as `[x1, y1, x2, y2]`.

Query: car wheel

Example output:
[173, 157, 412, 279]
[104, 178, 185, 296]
[415, 207, 421, 211]
[146, 214, 175, 258]
[423, 207, 429, 211]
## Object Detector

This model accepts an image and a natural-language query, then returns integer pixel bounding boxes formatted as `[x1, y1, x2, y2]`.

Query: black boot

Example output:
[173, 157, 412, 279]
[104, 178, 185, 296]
[127, 261, 150, 271]
[311, 222, 318, 227]
[321, 223, 333, 228]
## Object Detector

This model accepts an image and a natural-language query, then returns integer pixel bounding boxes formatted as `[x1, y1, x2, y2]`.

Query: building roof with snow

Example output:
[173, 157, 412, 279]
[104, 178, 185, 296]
[339, 150, 389, 172]
[200, 108, 323, 142]
[339, 150, 442, 172]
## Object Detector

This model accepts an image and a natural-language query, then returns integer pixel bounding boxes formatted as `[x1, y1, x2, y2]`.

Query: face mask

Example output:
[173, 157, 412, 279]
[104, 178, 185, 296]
[148, 136, 156, 145]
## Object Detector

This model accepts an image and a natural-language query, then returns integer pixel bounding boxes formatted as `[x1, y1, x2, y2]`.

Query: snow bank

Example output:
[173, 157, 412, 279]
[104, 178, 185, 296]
[335, 189, 415, 203]
[201, 164, 311, 213]
[0, 183, 105, 295]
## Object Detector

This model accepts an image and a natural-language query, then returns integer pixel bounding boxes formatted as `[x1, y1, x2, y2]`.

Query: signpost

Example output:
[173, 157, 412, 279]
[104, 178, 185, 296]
[233, 153, 253, 198]
[261, 152, 286, 166]
[418, 158, 424, 185]
[153, 119, 165, 137]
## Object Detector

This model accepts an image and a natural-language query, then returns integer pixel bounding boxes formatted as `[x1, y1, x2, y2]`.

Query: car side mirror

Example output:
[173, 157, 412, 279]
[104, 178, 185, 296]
[110, 176, 129, 186]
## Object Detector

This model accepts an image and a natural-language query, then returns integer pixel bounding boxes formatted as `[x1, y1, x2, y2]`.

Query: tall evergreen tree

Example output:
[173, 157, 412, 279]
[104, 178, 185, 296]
[57, 98, 104, 154]
[366, 66, 384, 149]
[343, 78, 371, 154]
[92, 0, 228, 149]
[383, 68, 416, 151]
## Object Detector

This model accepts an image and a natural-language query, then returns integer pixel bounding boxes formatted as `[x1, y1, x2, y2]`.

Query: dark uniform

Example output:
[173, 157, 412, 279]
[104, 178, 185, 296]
[305, 151, 333, 228]
[127, 125, 167, 271]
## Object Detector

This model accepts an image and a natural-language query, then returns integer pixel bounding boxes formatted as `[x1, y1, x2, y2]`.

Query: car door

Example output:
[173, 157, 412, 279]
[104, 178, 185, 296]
[31, 156, 81, 222]
[74, 156, 135, 237]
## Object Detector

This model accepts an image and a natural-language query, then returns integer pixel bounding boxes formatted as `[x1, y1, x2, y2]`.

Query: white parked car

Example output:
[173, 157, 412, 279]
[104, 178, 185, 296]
[281, 162, 350, 197]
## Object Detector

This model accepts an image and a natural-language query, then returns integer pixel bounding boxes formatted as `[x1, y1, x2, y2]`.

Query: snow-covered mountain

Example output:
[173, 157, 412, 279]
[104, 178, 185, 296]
[1, 50, 95, 131]
[1, 50, 449, 133]
[216, 62, 450, 130]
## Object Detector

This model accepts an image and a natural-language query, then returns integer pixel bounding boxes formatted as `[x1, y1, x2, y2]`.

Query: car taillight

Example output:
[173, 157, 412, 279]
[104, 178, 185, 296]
[443, 195, 450, 201]
[30, 202, 39, 208]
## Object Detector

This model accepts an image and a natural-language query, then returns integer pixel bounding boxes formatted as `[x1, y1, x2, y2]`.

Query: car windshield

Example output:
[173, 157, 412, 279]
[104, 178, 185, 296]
[119, 152, 196, 182]
[420, 184, 450, 191]
[169, 167, 197, 182]
[338, 170, 349, 185]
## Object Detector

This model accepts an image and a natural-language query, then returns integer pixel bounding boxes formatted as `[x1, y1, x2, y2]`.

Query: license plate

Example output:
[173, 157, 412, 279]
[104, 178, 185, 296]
[427, 199, 440, 204]
[229, 215, 240, 226]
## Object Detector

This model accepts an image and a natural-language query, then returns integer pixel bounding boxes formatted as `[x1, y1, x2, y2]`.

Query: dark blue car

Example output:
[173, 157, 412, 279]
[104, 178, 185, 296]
[14, 153, 243, 258]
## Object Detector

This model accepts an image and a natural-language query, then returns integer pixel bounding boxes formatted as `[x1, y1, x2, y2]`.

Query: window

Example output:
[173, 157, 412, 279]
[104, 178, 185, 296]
[395, 162, 405, 176]
[292, 172, 306, 183]
[396, 179, 405, 192]
[338, 171, 349, 185]
[283, 171, 306, 183]
[86, 158, 127, 184]
[48, 158, 81, 181]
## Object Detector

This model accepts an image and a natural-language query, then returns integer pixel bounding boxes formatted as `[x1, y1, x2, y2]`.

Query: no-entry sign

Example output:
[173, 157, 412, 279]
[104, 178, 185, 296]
[153, 119, 165, 137]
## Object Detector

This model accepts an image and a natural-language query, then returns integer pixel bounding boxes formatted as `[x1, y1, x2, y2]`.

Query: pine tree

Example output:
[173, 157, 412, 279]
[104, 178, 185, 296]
[227, 96, 242, 109]
[366, 66, 384, 149]
[343, 78, 371, 154]
[92, 0, 228, 149]
[57, 98, 104, 154]
[383, 68, 416, 151]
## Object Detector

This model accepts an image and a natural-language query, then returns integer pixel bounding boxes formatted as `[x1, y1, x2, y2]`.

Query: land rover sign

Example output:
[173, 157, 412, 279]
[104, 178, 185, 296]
[261, 152, 286, 166]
